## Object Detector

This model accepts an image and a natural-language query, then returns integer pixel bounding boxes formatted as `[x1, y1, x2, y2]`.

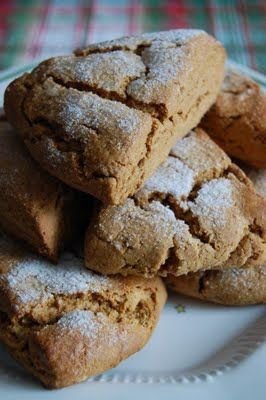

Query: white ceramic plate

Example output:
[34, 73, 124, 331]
[0, 62, 265, 400]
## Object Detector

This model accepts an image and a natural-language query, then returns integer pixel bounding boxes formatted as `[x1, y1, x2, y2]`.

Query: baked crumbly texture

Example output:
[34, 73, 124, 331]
[244, 167, 266, 198]
[0, 234, 166, 389]
[0, 118, 89, 261]
[84, 129, 266, 278]
[165, 167, 266, 305]
[200, 68, 266, 169]
[4, 29, 225, 204]
[165, 266, 266, 306]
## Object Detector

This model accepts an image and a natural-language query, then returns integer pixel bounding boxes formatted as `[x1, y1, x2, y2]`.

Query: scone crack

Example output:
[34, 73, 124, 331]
[4, 30, 226, 203]
[75, 29, 204, 57]
[18, 80, 164, 190]
[225, 230, 262, 265]
[20, 53, 172, 122]
[197, 271, 208, 293]
[0, 253, 158, 329]
[44, 69, 152, 114]
[2, 293, 152, 332]
[76, 42, 152, 56]
[15, 32, 213, 132]
[133, 151, 249, 250]
[15, 76, 156, 185]
[85, 130, 265, 277]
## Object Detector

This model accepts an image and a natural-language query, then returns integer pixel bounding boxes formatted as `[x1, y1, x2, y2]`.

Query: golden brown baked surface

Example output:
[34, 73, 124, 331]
[4, 29, 225, 204]
[84, 129, 266, 278]
[0, 118, 89, 261]
[165, 266, 266, 306]
[200, 68, 266, 169]
[165, 167, 266, 305]
[0, 234, 166, 388]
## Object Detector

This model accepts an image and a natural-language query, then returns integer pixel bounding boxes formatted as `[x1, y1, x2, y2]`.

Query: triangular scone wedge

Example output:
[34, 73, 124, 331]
[4, 29, 225, 204]
[200, 68, 266, 169]
[165, 167, 266, 306]
[0, 234, 166, 389]
[84, 129, 266, 278]
[165, 266, 266, 306]
[0, 118, 88, 261]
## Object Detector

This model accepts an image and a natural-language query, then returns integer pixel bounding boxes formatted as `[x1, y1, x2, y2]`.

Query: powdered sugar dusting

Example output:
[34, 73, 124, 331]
[75, 29, 204, 106]
[219, 268, 248, 288]
[142, 29, 204, 43]
[138, 156, 195, 199]
[57, 310, 106, 339]
[172, 219, 193, 248]
[74, 51, 144, 90]
[85, 29, 204, 53]
[147, 201, 179, 236]
[214, 265, 266, 291]
[57, 89, 149, 139]
[57, 310, 127, 346]
[188, 178, 235, 228]
[170, 131, 230, 178]
[102, 199, 177, 246]
[2, 252, 111, 306]
[126, 45, 189, 103]
[52, 51, 145, 98]
[171, 131, 213, 159]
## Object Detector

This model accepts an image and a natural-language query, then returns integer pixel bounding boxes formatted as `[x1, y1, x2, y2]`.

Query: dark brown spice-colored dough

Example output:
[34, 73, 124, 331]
[0, 234, 167, 388]
[84, 129, 266, 278]
[200, 68, 266, 169]
[4, 29, 225, 204]
[0, 119, 89, 261]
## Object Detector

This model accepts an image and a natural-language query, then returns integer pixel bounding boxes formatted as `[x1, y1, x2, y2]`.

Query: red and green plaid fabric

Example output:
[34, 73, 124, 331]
[0, 0, 265, 73]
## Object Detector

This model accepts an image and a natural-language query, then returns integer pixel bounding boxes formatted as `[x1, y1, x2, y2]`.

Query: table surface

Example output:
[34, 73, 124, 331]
[0, 0, 265, 74]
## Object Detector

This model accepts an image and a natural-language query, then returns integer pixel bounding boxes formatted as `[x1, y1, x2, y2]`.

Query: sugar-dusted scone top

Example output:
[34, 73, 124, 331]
[0, 234, 166, 388]
[165, 167, 266, 306]
[200, 68, 266, 169]
[165, 266, 266, 306]
[4, 29, 225, 204]
[85, 129, 266, 278]
[0, 118, 88, 261]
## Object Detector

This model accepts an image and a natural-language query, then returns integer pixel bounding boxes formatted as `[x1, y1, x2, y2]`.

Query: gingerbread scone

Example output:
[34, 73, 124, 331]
[244, 168, 266, 197]
[0, 234, 166, 389]
[165, 266, 266, 306]
[165, 167, 266, 305]
[0, 118, 88, 261]
[200, 69, 266, 169]
[85, 129, 266, 278]
[4, 30, 225, 204]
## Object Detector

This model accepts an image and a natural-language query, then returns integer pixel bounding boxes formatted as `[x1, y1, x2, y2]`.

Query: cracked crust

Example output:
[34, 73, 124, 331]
[0, 234, 166, 388]
[165, 266, 266, 305]
[165, 167, 266, 305]
[0, 118, 89, 261]
[4, 29, 225, 204]
[200, 68, 266, 169]
[84, 129, 266, 278]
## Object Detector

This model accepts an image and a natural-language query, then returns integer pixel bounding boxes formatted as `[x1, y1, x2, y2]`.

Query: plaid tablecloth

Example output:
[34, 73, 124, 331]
[0, 0, 265, 74]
